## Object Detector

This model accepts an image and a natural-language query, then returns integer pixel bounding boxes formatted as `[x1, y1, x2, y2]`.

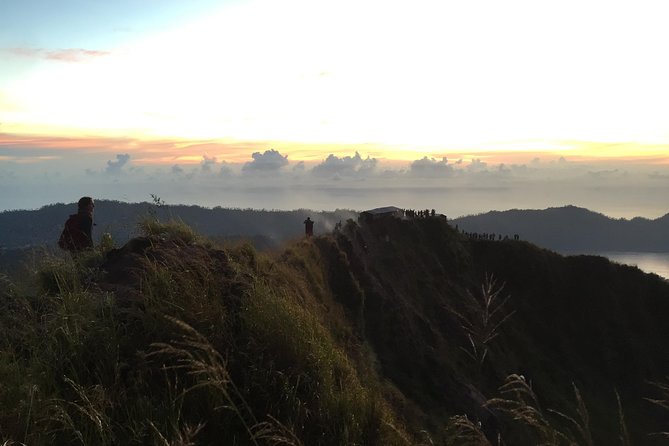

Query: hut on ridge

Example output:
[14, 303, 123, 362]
[360, 206, 405, 221]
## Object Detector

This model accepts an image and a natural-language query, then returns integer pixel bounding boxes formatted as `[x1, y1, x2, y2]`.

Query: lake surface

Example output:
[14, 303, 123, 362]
[594, 252, 669, 280]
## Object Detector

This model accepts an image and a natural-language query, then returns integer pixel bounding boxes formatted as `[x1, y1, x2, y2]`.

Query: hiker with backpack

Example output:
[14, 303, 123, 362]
[58, 196, 95, 252]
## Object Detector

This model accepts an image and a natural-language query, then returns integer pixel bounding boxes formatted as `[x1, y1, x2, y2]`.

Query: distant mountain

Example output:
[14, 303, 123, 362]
[0, 200, 359, 250]
[452, 205, 669, 253]
[5, 202, 668, 254]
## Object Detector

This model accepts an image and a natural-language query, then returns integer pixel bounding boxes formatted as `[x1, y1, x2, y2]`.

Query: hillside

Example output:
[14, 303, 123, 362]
[1, 215, 668, 445]
[452, 205, 669, 253]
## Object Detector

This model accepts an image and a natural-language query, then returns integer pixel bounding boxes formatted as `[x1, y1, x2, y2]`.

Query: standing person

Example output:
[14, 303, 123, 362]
[58, 196, 95, 252]
[303, 217, 314, 238]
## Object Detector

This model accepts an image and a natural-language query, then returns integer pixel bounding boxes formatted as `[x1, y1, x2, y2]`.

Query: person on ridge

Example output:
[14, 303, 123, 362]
[303, 216, 314, 238]
[58, 196, 95, 252]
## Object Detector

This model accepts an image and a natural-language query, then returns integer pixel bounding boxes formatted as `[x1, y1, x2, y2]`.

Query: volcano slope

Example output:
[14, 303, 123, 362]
[1, 216, 668, 445]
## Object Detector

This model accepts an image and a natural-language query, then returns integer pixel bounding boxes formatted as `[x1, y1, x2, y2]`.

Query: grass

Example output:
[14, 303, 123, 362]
[1, 216, 669, 444]
[1, 219, 410, 444]
[483, 374, 643, 446]
[645, 378, 669, 439]
[450, 274, 515, 367]
[485, 373, 571, 444]
[137, 217, 198, 244]
[148, 316, 260, 444]
[239, 280, 392, 445]
[444, 415, 494, 446]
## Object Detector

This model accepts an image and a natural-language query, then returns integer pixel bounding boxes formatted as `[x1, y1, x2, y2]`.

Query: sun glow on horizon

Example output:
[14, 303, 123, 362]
[2, 128, 669, 169]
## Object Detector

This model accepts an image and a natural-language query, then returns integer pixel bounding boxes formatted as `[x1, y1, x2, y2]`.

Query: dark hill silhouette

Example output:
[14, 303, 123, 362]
[453, 205, 669, 253]
[336, 215, 669, 444]
[0, 200, 358, 249]
[2, 214, 668, 444]
[6, 202, 668, 254]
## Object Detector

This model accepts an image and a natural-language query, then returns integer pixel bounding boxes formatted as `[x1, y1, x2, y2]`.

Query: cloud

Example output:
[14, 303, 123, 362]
[5, 47, 111, 62]
[171, 164, 184, 175]
[467, 158, 488, 173]
[497, 163, 512, 174]
[105, 153, 130, 175]
[409, 156, 453, 177]
[219, 162, 233, 176]
[379, 169, 404, 179]
[311, 152, 377, 178]
[201, 155, 217, 173]
[509, 163, 529, 174]
[242, 149, 288, 172]
[293, 161, 306, 172]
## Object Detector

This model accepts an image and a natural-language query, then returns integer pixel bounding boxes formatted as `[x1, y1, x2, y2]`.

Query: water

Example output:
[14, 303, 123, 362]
[595, 252, 669, 280]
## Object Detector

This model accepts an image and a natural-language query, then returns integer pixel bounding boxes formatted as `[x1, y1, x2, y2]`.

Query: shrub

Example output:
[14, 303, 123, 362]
[137, 218, 198, 244]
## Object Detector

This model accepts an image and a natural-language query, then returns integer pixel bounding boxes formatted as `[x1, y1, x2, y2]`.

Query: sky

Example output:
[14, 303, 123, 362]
[1, 0, 668, 218]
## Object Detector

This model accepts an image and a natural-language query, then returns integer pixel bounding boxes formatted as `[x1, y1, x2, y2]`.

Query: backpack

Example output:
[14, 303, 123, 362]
[58, 214, 88, 251]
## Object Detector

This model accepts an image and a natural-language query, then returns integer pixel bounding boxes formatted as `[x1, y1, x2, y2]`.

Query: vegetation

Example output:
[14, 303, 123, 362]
[0, 214, 668, 444]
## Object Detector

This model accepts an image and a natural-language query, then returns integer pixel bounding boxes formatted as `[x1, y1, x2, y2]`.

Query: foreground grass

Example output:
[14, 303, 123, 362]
[1, 218, 668, 445]
[0, 223, 409, 445]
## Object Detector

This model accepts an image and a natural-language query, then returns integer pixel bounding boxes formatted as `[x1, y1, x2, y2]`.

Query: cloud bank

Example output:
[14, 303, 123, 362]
[2, 139, 669, 219]
[242, 149, 289, 172]
[311, 152, 377, 178]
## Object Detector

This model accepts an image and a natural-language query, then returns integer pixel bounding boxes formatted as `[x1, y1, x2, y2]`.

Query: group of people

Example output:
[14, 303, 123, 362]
[404, 208, 437, 218]
[462, 231, 520, 241]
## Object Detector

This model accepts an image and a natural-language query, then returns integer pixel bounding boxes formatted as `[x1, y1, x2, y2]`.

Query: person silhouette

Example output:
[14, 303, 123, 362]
[304, 217, 314, 237]
[58, 196, 95, 251]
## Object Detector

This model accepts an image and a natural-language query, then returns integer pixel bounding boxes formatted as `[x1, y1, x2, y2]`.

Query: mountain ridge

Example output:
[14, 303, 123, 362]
[4, 213, 667, 444]
[0, 200, 357, 249]
[3, 201, 669, 254]
[453, 205, 669, 253]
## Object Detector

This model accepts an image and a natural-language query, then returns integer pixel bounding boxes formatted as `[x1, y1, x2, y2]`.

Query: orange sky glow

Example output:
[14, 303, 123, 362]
[2, 131, 668, 167]
[3, 0, 669, 169]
